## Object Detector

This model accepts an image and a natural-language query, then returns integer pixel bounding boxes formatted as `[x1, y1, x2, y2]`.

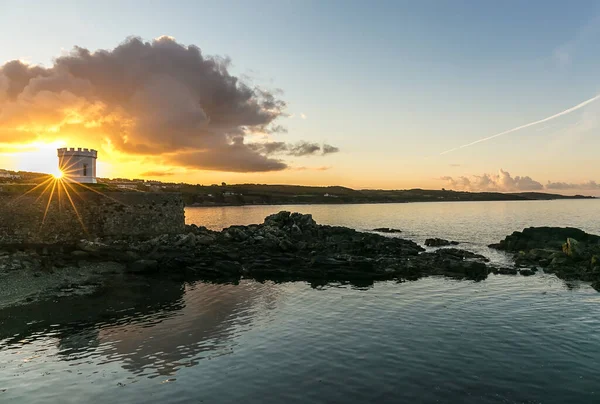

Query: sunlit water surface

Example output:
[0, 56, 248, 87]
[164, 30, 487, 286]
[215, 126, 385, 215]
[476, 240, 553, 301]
[2, 200, 600, 403]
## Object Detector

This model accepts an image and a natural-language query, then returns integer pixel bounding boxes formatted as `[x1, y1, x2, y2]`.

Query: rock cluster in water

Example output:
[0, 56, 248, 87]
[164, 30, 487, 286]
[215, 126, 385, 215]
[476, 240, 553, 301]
[137, 212, 491, 283]
[425, 238, 459, 247]
[3, 213, 600, 303]
[489, 227, 600, 290]
[0, 212, 490, 288]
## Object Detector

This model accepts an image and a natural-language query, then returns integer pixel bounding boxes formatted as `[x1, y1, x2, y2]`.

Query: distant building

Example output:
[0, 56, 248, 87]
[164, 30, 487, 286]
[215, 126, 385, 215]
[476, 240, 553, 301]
[116, 184, 138, 190]
[58, 147, 98, 184]
[0, 170, 20, 179]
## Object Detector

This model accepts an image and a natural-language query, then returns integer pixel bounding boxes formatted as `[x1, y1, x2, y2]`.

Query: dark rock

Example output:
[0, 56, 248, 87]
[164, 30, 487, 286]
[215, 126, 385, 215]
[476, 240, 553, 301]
[213, 261, 243, 275]
[491, 226, 600, 290]
[291, 224, 303, 236]
[196, 235, 216, 245]
[129, 260, 159, 273]
[492, 267, 518, 275]
[8, 214, 600, 296]
[372, 228, 402, 234]
[278, 239, 297, 252]
[124, 251, 141, 262]
[77, 240, 108, 253]
[550, 256, 569, 267]
[264, 211, 317, 232]
[71, 250, 89, 259]
[434, 248, 489, 262]
[224, 226, 249, 242]
[489, 227, 600, 252]
[174, 233, 197, 248]
[425, 238, 459, 247]
[460, 261, 489, 281]
[8, 211, 566, 290]
[515, 249, 555, 267]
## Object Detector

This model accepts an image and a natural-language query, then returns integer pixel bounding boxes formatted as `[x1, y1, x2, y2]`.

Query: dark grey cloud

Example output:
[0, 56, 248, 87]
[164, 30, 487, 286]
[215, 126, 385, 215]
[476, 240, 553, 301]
[322, 144, 339, 155]
[0, 60, 51, 99]
[0, 36, 338, 172]
[248, 141, 340, 157]
[249, 141, 288, 155]
[166, 137, 287, 172]
[289, 141, 321, 156]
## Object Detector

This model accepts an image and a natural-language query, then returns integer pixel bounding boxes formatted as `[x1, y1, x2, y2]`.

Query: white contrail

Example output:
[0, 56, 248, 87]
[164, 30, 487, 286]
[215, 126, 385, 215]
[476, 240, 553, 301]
[440, 93, 600, 155]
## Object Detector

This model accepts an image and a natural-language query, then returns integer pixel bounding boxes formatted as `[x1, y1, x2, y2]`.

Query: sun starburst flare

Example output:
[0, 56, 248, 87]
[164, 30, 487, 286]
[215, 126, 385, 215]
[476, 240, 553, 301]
[10, 160, 128, 234]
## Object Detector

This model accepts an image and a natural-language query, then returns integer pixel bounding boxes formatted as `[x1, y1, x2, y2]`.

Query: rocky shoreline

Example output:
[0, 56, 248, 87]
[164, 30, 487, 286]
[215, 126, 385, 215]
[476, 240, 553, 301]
[1, 212, 599, 308]
[489, 227, 600, 290]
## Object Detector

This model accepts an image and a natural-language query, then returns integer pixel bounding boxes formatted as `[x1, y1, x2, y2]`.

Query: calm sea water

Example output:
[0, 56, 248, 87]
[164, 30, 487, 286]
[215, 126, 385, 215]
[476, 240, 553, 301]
[2, 200, 600, 403]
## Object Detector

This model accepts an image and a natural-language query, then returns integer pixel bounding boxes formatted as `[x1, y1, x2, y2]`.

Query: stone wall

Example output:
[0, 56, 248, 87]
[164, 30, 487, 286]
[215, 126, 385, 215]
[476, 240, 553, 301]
[0, 191, 185, 244]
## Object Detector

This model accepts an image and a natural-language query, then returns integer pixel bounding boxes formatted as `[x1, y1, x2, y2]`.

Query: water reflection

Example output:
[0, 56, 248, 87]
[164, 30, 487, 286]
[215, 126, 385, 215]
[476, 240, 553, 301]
[0, 275, 279, 380]
[2, 274, 600, 404]
[0, 275, 186, 345]
[4, 201, 600, 403]
[96, 281, 279, 377]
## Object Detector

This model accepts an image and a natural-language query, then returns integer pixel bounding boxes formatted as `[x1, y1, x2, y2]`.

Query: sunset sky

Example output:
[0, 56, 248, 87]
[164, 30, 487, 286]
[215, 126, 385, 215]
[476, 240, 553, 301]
[1, 0, 600, 194]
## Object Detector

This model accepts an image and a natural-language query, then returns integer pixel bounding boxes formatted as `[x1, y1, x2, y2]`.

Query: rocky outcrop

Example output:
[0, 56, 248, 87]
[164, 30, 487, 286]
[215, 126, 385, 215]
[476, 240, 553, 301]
[7, 214, 600, 298]
[488, 227, 600, 252]
[490, 227, 600, 290]
[0, 211, 494, 288]
[5, 216, 600, 307]
[172, 212, 489, 284]
[425, 238, 459, 247]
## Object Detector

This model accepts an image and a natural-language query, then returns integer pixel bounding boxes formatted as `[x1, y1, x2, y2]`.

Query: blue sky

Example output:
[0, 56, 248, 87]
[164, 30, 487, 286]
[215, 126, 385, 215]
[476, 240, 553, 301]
[1, 0, 599, 192]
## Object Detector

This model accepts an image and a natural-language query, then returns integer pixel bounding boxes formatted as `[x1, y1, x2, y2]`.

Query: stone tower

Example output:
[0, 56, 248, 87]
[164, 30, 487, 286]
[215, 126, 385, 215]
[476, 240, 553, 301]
[57, 147, 98, 184]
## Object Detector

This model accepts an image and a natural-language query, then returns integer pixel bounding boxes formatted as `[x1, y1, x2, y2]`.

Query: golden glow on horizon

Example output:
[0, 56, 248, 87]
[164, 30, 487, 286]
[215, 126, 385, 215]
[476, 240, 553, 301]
[0, 138, 591, 196]
[0, 136, 349, 188]
[1, 140, 68, 174]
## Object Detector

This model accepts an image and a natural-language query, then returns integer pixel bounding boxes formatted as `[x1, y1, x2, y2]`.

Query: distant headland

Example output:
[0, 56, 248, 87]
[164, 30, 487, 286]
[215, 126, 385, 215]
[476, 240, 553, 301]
[0, 169, 594, 207]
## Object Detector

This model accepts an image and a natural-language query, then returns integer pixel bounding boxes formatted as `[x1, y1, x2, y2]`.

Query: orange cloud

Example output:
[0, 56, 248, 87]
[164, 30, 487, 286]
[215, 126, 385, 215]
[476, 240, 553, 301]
[0, 36, 339, 174]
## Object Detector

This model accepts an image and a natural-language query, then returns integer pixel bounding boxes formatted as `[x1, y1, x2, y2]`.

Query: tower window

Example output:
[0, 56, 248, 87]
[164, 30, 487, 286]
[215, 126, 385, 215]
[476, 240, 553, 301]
[83, 164, 88, 177]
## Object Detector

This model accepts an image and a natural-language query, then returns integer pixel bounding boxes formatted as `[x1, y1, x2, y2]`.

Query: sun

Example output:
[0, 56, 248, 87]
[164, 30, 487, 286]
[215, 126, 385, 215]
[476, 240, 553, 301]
[52, 169, 64, 179]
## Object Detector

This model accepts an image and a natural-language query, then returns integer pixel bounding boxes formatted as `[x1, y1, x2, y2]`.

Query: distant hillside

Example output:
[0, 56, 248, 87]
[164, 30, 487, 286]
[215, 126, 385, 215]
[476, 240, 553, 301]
[174, 184, 595, 206]
[0, 170, 594, 206]
[507, 192, 591, 200]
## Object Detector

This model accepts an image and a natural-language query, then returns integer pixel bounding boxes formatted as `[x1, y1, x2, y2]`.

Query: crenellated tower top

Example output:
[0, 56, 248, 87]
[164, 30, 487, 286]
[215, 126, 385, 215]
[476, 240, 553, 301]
[57, 147, 98, 183]
[57, 147, 98, 158]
